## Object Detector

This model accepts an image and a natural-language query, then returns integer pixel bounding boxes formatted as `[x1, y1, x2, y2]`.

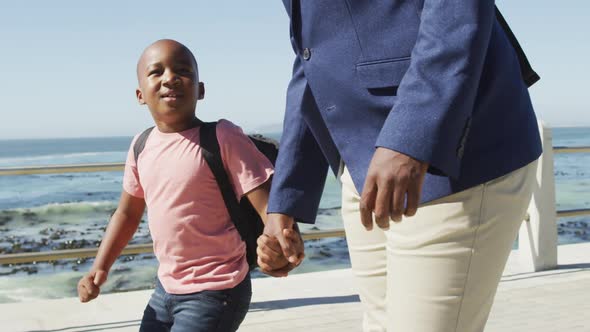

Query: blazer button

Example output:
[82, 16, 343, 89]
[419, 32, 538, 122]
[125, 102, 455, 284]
[302, 48, 311, 60]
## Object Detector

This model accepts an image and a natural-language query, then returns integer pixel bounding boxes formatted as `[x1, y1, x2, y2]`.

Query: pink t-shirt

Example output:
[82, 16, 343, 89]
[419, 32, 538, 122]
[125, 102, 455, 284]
[123, 120, 273, 294]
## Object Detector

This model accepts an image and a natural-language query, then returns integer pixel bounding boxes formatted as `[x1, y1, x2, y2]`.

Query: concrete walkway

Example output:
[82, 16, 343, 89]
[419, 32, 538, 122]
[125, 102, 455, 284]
[2, 243, 589, 332]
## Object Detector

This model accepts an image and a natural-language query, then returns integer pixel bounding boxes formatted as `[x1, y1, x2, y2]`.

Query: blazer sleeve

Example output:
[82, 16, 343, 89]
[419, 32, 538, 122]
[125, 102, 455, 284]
[375, 1, 496, 178]
[267, 55, 330, 224]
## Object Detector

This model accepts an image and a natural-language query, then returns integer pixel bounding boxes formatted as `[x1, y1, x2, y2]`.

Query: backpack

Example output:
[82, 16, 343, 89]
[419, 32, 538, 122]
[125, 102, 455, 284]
[132, 120, 278, 270]
[495, 6, 540, 87]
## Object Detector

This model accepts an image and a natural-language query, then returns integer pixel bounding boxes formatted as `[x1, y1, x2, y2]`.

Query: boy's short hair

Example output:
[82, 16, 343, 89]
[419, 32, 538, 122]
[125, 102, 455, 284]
[136, 39, 199, 80]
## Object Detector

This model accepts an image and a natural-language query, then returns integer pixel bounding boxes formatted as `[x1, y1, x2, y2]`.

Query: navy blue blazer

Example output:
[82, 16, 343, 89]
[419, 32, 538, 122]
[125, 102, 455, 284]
[268, 0, 542, 223]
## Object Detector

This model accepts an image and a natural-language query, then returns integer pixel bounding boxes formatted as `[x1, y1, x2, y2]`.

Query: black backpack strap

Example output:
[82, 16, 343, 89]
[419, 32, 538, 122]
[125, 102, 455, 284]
[133, 127, 155, 164]
[495, 6, 540, 87]
[199, 122, 249, 242]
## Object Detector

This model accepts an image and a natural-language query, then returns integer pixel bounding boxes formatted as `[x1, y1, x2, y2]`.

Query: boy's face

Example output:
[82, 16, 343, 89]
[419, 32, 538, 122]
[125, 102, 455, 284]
[136, 40, 204, 122]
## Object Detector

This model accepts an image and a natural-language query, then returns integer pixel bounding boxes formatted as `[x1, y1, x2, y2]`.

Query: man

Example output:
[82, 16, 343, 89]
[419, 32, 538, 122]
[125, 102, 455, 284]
[259, 1, 541, 331]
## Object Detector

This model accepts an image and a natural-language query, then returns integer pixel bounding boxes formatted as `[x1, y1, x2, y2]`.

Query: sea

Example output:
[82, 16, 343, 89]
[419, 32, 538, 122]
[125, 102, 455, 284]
[0, 127, 589, 303]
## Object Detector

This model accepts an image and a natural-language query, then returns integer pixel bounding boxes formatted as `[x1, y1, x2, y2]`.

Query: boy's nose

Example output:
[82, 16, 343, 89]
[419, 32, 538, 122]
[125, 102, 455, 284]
[162, 73, 181, 86]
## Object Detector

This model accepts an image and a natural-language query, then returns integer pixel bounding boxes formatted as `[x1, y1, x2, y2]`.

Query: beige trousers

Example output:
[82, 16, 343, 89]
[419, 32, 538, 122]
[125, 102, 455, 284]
[340, 160, 537, 332]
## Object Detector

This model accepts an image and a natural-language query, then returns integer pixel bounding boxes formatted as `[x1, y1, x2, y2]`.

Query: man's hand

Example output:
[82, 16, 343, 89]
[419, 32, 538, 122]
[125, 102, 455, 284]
[360, 147, 428, 230]
[77, 269, 108, 303]
[258, 213, 305, 276]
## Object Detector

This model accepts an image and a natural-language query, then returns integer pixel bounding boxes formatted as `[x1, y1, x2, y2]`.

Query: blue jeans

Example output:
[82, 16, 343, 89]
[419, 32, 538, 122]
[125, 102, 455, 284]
[139, 275, 252, 332]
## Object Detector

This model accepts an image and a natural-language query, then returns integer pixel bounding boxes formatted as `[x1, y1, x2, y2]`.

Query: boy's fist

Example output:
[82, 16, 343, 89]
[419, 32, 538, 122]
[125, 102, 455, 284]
[77, 269, 108, 303]
[256, 234, 293, 277]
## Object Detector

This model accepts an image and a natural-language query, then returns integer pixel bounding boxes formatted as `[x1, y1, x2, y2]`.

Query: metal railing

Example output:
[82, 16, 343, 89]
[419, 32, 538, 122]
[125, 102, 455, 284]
[553, 146, 590, 154]
[1, 146, 587, 177]
[0, 146, 588, 266]
[0, 162, 125, 176]
[0, 229, 347, 265]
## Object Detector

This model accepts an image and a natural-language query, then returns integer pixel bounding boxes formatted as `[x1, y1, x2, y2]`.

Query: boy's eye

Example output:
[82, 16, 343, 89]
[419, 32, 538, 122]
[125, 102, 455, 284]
[148, 69, 162, 76]
[178, 68, 192, 74]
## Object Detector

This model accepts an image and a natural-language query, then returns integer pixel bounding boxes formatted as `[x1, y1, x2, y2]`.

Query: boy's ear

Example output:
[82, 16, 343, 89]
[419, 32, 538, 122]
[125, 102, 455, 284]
[198, 82, 205, 100]
[136, 88, 146, 105]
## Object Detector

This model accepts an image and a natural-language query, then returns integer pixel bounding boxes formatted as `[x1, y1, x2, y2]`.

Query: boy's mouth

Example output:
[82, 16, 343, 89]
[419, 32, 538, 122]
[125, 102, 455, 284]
[161, 92, 184, 101]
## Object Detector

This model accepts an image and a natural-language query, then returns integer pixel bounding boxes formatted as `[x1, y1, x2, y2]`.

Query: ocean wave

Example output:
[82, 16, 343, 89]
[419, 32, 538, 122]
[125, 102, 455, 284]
[0, 151, 125, 167]
[7, 201, 116, 214]
[0, 201, 117, 225]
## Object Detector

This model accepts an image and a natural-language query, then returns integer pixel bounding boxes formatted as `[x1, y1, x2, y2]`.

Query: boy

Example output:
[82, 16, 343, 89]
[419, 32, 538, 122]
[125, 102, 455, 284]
[77, 39, 282, 332]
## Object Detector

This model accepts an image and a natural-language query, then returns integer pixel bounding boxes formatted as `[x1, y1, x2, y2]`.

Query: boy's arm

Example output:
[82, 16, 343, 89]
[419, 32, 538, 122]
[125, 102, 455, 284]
[245, 180, 297, 277]
[93, 190, 145, 272]
[77, 190, 145, 302]
[245, 180, 270, 224]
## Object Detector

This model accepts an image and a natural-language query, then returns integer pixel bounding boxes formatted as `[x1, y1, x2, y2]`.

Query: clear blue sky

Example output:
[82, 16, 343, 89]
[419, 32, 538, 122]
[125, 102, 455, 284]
[0, 1, 588, 139]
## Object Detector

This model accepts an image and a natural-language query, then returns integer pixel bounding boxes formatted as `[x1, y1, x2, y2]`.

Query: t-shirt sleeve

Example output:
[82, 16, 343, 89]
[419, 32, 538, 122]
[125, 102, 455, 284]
[217, 120, 274, 199]
[122, 135, 145, 198]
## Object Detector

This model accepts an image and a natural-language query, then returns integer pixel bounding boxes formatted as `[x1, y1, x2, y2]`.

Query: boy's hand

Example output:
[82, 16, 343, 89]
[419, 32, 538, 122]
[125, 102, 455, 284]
[257, 234, 292, 277]
[263, 214, 305, 265]
[77, 269, 108, 303]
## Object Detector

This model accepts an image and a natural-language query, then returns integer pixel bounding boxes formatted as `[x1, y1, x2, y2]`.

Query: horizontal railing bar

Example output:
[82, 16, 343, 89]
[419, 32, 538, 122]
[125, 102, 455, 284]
[1, 146, 589, 176]
[0, 243, 152, 265]
[0, 229, 347, 265]
[1, 208, 589, 265]
[0, 163, 124, 176]
[302, 229, 346, 240]
[553, 146, 590, 154]
[556, 208, 590, 218]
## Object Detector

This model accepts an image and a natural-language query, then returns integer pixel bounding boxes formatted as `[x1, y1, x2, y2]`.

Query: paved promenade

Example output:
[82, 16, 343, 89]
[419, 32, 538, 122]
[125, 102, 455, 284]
[2, 242, 589, 331]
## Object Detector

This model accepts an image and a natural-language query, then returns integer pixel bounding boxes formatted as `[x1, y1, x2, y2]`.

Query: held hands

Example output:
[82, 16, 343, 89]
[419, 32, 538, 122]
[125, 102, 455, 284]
[360, 147, 428, 230]
[257, 213, 305, 277]
[77, 268, 108, 303]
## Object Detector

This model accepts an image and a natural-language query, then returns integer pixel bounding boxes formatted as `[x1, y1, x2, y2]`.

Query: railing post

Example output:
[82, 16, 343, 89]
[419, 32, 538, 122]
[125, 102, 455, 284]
[518, 121, 558, 272]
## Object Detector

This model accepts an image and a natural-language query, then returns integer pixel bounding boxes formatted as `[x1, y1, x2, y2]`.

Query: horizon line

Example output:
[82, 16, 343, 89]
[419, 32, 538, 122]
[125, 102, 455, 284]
[0, 125, 589, 141]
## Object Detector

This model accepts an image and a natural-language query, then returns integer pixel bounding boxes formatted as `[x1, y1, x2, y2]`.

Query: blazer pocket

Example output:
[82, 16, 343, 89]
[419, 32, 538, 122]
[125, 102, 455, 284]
[356, 57, 411, 89]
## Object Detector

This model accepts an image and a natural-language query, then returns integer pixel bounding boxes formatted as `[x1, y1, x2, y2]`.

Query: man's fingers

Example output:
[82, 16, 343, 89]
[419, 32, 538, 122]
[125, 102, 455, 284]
[257, 234, 293, 274]
[276, 223, 304, 264]
[257, 235, 283, 257]
[391, 184, 406, 222]
[360, 179, 377, 230]
[277, 262, 298, 274]
[404, 182, 420, 217]
[257, 257, 287, 276]
[259, 214, 304, 268]
[405, 166, 426, 217]
[256, 239, 292, 278]
[276, 229, 297, 263]
[259, 266, 289, 278]
[374, 180, 393, 229]
[260, 262, 298, 278]
[263, 214, 301, 263]
[256, 243, 281, 266]
[283, 229, 305, 265]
